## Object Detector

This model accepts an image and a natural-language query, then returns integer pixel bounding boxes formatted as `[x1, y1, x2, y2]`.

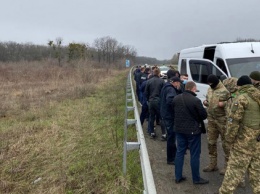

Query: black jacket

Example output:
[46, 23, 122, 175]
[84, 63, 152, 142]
[140, 72, 149, 85]
[160, 82, 181, 120]
[145, 76, 165, 102]
[173, 90, 207, 135]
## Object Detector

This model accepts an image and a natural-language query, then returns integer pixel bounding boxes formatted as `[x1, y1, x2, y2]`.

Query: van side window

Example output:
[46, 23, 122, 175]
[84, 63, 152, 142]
[216, 58, 228, 74]
[180, 59, 187, 74]
[189, 60, 224, 84]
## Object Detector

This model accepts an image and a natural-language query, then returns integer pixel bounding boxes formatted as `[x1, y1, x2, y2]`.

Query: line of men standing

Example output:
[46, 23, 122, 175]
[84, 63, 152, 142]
[134, 65, 260, 193]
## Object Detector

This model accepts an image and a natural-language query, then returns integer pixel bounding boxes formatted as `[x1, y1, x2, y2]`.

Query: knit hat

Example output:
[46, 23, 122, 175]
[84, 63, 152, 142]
[207, 74, 219, 89]
[237, 75, 252, 86]
[169, 76, 181, 83]
[249, 71, 260, 81]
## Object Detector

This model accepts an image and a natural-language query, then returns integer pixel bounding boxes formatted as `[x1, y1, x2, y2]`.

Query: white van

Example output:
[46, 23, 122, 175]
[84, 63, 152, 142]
[178, 42, 260, 101]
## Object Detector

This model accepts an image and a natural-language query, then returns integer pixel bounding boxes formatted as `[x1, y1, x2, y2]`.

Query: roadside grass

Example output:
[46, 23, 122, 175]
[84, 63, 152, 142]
[0, 62, 143, 193]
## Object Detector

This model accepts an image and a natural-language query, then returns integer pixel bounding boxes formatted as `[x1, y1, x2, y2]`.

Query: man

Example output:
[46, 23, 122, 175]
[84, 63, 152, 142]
[135, 66, 144, 102]
[219, 75, 260, 194]
[222, 77, 239, 161]
[203, 74, 229, 175]
[140, 74, 150, 126]
[145, 68, 165, 138]
[160, 75, 182, 165]
[173, 81, 208, 184]
[180, 73, 189, 85]
[139, 67, 150, 103]
[134, 67, 141, 101]
[249, 70, 260, 90]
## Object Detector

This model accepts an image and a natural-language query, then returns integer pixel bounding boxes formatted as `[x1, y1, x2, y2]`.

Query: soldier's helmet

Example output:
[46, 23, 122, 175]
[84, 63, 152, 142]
[223, 77, 238, 93]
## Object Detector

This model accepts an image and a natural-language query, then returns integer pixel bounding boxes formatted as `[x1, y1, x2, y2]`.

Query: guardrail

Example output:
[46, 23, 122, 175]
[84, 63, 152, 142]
[123, 70, 156, 194]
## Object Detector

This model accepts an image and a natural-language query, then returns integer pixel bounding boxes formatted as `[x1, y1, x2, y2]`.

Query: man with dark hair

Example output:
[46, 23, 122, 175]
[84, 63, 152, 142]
[173, 81, 208, 184]
[145, 68, 165, 138]
[160, 76, 182, 165]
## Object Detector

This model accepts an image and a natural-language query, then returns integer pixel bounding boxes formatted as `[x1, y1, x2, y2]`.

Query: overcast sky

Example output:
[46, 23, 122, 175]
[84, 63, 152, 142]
[1, 0, 260, 60]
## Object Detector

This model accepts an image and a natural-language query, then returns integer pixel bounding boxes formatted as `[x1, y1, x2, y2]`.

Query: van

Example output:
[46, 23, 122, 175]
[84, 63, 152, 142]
[178, 42, 260, 101]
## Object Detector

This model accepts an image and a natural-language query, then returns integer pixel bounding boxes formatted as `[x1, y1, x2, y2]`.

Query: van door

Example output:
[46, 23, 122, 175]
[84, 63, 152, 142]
[186, 58, 227, 102]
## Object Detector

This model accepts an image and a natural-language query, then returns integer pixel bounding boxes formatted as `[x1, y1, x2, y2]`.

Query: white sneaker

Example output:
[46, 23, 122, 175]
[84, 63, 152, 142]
[150, 133, 156, 138]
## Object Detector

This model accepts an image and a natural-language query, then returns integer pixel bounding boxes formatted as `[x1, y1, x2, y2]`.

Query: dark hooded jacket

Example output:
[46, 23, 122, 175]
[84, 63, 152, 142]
[160, 82, 181, 120]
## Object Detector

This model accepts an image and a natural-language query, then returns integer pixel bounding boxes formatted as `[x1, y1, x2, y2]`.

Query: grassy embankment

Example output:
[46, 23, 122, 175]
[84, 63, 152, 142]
[0, 61, 143, 193]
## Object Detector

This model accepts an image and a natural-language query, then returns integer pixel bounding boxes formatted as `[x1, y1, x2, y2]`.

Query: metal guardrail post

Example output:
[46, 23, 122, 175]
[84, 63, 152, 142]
[123, 70, 156, 194]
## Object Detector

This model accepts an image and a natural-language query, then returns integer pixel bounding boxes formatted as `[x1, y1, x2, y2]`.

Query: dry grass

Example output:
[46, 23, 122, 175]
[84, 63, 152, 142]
[0, 60, 119, 117]
[0, 61, 142, 193]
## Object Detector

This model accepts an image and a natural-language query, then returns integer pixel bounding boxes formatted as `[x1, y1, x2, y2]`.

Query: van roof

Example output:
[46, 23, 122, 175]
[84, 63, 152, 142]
[216, 42, 260, 59]
[181, 42, 260, 59]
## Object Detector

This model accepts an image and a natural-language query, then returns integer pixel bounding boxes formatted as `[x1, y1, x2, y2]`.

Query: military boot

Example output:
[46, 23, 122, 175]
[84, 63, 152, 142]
[203, 163, 218, 172]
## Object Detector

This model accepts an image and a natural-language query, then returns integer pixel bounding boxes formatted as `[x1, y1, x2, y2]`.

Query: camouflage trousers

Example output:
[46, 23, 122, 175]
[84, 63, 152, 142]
[219, 149, 260, 194]
[207, 116, 229, 164]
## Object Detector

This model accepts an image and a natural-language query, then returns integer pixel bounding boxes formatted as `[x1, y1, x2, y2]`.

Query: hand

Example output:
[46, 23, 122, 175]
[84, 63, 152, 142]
[218, 101, 225, 107]
[203, 100, 209, 106]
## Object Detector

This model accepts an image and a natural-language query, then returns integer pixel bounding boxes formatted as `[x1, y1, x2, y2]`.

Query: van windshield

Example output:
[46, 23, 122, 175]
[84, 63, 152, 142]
[226, 57, 260, 78]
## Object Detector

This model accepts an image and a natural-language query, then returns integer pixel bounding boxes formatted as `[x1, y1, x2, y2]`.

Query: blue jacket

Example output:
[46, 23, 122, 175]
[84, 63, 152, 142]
[160, 82, 181, 120]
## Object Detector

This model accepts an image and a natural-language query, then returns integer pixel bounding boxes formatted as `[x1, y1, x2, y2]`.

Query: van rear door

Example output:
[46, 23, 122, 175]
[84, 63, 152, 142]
[185, 58, 227, 102]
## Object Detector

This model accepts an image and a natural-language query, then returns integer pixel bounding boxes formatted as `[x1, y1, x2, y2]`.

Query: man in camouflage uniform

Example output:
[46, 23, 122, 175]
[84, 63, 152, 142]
[249, 71, 260, 90]
[222, 77, 246, 187]
[219, 75, 260, 194]
[203, 74, 229, 174]
[222, 77, 238, 157]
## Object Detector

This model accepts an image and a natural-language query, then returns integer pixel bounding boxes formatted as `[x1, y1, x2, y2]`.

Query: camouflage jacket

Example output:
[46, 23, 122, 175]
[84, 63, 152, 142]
[225, 85, 260, 155]
[254, 82, 260, 91]
[206, 81, 229, 117]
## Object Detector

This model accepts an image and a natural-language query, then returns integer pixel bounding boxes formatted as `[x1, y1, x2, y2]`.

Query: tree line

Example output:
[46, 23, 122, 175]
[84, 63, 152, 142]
[0, 36, 137, 66]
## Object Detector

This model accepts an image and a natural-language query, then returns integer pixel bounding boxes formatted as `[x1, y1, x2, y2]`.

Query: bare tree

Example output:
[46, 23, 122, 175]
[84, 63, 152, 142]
[55, 37, 63, 66]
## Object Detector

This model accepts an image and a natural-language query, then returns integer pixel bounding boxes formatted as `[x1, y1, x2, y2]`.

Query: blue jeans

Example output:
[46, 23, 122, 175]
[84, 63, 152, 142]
[175, 133, 201, 182]
[163, 119, 176, 162]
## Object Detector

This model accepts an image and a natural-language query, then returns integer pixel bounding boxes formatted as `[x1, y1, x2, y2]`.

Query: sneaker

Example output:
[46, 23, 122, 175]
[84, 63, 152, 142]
[150, 133, 156, 138]
[161, 134, 167, 141]
[193, 178, 209, 184]
[175, 176, 186, 184]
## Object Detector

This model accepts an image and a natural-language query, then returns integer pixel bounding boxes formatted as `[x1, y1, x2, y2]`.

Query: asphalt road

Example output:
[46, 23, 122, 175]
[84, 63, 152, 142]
[144, 124, 254, 194]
